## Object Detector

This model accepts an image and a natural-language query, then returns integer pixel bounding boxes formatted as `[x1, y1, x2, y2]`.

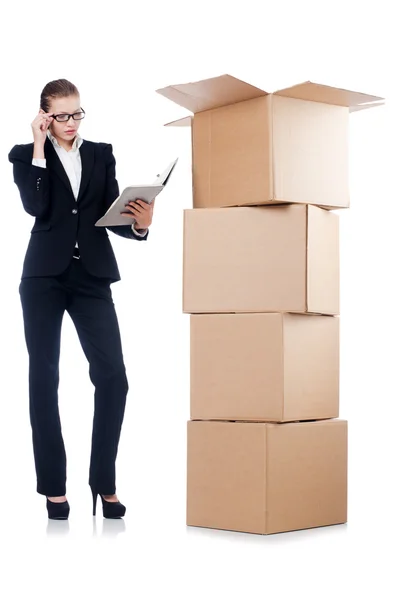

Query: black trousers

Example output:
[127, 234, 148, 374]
[19, 256, 129, 497]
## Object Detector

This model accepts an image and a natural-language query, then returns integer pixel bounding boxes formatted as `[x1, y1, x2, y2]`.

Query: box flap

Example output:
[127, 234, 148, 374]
[164, 116, 192, 127]
[156, 74, 267, 114]
[349, 100, 385, 113]
[274, 81, 384, 110]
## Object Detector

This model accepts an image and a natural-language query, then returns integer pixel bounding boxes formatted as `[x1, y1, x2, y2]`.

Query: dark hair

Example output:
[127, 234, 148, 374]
[40, 79, 80, 112]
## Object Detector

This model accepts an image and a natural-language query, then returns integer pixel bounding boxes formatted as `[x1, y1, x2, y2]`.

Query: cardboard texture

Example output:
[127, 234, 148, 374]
[157, 74, 384, 210]
[155, 74, 364, 535]
[187, 419, 348, 535]
[190, 313, 339, 422]
[183, 203, 339, 315]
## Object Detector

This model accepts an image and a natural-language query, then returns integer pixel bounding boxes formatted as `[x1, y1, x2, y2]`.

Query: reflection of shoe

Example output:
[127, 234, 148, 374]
[46, 498, 70, 520]
[90, 486, 126, 519]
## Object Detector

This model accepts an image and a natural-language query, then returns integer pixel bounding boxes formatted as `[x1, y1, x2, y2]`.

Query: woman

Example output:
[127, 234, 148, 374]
[8, 78, 154, 520]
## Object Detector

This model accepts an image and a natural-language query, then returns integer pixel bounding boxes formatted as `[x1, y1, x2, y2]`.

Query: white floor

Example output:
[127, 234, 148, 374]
[2, 419, 396, 599]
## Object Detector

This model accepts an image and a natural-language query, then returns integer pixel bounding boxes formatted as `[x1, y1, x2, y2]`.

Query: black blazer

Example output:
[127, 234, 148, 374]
[8, 137, 149, 282]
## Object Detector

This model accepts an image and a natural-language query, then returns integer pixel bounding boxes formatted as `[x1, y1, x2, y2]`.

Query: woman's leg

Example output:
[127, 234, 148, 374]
[19, 276, 68, 496]
[65, 261, 129, 495]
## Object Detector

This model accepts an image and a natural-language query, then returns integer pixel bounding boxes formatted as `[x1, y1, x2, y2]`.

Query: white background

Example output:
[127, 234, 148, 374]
[1, 0, 396, 598]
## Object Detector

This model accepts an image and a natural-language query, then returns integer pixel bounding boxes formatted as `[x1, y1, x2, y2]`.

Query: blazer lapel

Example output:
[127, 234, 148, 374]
[76, 141, 94, 202]
[45, 137, 73, 196]
[44, 137, 95, 202]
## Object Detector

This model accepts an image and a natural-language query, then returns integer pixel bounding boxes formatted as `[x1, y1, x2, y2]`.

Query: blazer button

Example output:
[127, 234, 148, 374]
[72, 209, 78, 214]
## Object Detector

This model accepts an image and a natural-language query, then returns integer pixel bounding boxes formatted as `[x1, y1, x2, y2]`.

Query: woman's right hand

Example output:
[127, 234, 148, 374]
[31, 109, 54, 145]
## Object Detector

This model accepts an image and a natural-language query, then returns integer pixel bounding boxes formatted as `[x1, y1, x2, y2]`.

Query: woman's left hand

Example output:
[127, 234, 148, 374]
[123, 198, 155, 230]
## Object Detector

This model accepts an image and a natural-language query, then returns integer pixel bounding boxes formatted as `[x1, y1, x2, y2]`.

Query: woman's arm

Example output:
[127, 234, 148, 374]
[8, 144, 51, 218]
[103, 143, 149, 241]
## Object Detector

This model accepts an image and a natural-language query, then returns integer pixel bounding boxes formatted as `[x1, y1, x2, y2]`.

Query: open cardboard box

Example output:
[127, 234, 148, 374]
[157, 74, 384, 210]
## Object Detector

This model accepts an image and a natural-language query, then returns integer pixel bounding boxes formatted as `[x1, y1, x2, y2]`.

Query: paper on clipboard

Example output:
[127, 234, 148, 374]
[95, 157, 178, 227]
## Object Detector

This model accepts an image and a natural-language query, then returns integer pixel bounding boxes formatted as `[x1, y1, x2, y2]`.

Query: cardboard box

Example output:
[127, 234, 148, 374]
[187, 419, 348, 535]
[157, 74, 383, 210]
[190, 313, 339, 422]
[183, 203, 339, 315]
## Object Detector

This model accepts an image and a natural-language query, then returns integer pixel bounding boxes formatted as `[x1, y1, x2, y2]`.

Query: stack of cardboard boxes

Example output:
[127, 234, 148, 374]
[157, 74, 383, 535]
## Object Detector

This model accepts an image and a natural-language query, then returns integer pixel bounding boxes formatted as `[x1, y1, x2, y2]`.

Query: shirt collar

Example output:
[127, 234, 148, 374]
[47, 128, 84, 151]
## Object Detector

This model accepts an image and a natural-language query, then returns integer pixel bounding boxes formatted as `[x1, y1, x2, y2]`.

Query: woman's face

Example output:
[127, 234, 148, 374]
[47, 94, 83, 143]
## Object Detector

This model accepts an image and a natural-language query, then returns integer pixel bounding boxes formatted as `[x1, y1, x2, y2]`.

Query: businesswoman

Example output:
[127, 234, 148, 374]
[8, 78, 154, 520]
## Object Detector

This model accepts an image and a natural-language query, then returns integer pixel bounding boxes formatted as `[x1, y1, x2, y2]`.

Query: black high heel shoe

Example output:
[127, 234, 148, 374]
[90, 486, 126, 519]
[46, 497, 70, 520]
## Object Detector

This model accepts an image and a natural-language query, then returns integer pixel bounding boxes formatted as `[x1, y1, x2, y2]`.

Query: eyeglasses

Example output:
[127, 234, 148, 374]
[52, 108, 86, 123]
